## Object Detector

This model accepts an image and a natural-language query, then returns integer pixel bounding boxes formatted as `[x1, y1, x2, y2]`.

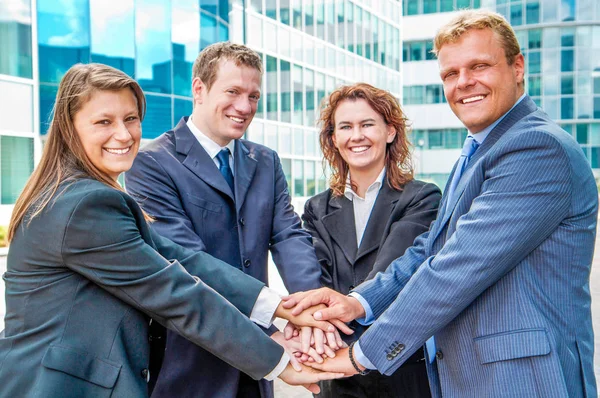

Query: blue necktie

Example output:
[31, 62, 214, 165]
[425, 135, 480, 363]
[216, 148, 234, 194]
[445, 135, 480, 204]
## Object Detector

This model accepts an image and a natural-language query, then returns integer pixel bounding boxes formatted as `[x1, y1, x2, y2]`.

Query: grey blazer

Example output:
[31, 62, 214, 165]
[0, 179, 283, 397]
[355, 96, 598, 397]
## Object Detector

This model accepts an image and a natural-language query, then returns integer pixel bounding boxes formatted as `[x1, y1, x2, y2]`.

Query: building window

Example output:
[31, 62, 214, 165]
[1, 136, 33, 204]
[0, 0, 33, 78]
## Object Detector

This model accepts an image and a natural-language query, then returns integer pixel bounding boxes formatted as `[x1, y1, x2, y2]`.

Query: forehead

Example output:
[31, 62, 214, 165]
[80, 89, 137, 111]
[212, 59, 262, 88]
[438, 29, 504, 65]
[335, 98, 382, 121]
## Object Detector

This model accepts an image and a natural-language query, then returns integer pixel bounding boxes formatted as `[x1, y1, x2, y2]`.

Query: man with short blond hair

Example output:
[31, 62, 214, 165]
[282, 10, 598, 397]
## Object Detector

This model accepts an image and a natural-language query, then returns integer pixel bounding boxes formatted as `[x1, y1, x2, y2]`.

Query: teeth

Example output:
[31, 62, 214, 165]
[228, 116, 244, 123]
[462, 95, 484, 104]
[104, 147, 131, 155]
[350, 146, 369, 153]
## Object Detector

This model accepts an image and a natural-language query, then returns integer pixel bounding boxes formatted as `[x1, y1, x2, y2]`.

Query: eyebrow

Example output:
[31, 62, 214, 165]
[337, 118, 376, 126]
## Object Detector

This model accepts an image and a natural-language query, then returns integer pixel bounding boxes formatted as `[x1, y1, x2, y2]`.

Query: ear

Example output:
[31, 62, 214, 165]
[386, 124, 397, 144]
[513, 53, 525, 85]
[192, 77, 205, 105]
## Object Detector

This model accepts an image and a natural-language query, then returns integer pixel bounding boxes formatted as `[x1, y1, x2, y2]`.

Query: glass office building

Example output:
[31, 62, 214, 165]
[0, 0, 401, 224]
[402, 0, 600, 189]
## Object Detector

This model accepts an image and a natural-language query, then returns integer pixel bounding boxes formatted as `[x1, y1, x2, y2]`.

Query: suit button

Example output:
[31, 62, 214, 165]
[239, 218, 245, 226]
[386, 353, 394, 361]
[243, 259, 251, 267]
[436, 350, 444, 360]
[141, 368, 150, 382]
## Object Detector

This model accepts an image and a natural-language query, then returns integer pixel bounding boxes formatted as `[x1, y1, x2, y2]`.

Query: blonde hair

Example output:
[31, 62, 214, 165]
[433, 9, 521, 65]
[9, 63, 146, 241]
[318, 83, 413, 197]
[192, 42, 263, 91]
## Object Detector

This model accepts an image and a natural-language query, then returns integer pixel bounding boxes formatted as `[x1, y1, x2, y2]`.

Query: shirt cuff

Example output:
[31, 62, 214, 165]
[263, 352, 290, 380]
[250, 287, 282, 328]
[353, 341, 377, 370]
[348, 292, 375, 325]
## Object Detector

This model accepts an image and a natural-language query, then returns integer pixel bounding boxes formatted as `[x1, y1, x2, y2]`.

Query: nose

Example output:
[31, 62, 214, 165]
[234, 96, 253, 115]
[456, 69, 475, 90]
[349, 126, 364, 141]
[114, 121, 133, 141]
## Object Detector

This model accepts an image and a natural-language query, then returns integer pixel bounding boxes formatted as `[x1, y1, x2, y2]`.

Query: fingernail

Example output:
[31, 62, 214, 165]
[314, 311, 322, 320]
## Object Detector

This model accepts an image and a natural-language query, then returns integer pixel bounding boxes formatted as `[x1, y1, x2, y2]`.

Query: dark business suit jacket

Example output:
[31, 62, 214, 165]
[125, 117, 321, 398]
[302, 179, 440, 397]
[0, 179, 283, 397]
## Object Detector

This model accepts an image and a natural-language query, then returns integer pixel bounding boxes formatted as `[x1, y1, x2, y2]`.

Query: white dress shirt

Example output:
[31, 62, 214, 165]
[344, 168, 386, 247]
[185, 116, 290, 380]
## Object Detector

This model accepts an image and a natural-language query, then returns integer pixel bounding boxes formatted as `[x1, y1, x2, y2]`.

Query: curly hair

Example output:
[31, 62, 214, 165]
[318, 83, 413, 197]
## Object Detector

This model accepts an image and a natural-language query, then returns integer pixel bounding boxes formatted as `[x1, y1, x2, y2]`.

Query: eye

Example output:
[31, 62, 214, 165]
[339, 125, 351, 130]
[443, 71, 457, 81]
[474, 64, 488, 70]
[362, 123, 374, 128]
[125, 115, 139, 122]
[227, 89, 238, 95]
[249, 94, 260, 102]
[95, 119, 110, 125]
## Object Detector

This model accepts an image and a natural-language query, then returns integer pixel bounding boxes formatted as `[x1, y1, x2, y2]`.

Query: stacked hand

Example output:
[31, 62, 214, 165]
[272, 288, 370, 392]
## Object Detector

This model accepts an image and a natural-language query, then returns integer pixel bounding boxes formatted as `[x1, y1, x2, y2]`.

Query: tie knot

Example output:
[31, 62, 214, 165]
[216, 148, 230, 168]
[461, 136, 479, 158]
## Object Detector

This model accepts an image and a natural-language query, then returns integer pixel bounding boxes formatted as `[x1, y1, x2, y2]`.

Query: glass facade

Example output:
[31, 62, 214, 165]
[404, 0, 600, 186]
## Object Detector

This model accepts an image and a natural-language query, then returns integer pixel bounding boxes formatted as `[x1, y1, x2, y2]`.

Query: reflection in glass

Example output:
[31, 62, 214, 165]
[38, 0, 90, 83]
[281, 158, 292, 192]
[39, 84, 58, 135]
[305, 161, 316, 196]
[174, 98, 193, 122]
[293, 159, 304, 196]
[281, 60, 291, 123]
[143, 94, 172, 139]
[89, 0, 134, 76]
[172, 0, 199, 97]
[293, 65, 303, 124]
[0, 0, 33, 78]
[201, 12, 217, 50]
[136, 0, 171, 94]
[265, 123, 278, 150]
[304, 68, 315, 125]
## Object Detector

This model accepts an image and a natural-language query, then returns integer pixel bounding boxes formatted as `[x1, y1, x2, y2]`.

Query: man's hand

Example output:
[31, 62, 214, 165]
[282, 287, 366, 323]
[304, 346, 362, 377]
[277, 362, 346, 394]
[275, 302, 354, 336]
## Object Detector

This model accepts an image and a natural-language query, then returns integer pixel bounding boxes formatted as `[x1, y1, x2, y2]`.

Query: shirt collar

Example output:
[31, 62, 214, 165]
[187, 116, 236, 159]
[469, 93, 526, 145]
[344, 167, 386, 201]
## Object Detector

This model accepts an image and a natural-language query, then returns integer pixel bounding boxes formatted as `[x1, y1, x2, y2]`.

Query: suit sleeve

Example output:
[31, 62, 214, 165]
[366, 182, 441, 279]
[149, 228, 264, 317]
[356, 132, 572, 375]
[125, 150, 207, 252]
[302, 197, 333, 287]
[268, 151, 322, 291]
[61, 189, 284, 380]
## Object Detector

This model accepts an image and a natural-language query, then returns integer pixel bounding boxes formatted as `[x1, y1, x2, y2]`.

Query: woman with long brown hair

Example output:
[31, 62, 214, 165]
[303, 83, 441, 397]
[1, 63, 342, 397]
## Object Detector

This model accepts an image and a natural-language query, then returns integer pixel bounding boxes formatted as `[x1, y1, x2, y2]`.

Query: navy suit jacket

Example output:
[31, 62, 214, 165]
[354, 96, 598, 397]
[125, 117, 321, 398]
[0, 179, 283, 397]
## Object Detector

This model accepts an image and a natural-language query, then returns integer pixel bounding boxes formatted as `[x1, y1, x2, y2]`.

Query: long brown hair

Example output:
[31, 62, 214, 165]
[8, 63, 146, 241]
[318, 83, 413, 197]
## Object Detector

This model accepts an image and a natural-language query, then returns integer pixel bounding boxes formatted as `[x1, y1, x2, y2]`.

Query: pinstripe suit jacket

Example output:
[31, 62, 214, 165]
[354, 96, 598, 397]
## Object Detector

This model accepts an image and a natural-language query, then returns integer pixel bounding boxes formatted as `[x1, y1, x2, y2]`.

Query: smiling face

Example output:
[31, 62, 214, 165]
[438, 28, 524, 133]
[73, 88, 141, 181]
[332, 98, 396, 177]
[191, 59, 261, 147]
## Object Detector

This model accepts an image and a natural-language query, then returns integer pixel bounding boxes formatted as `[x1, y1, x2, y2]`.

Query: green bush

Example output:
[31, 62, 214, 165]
[0, 225, 7, 248]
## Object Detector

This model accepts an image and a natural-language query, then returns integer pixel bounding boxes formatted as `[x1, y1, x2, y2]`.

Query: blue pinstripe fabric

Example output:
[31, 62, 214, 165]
[353, 96, 598, 397]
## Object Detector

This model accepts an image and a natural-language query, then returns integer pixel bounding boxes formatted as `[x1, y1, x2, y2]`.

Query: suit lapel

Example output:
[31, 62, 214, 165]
[356, 182, 398, 261]
[174, 118, 234, 201]
[233, 140, 258, 212]
[322, 195, 358, 265]
[433, 96, 539, 241]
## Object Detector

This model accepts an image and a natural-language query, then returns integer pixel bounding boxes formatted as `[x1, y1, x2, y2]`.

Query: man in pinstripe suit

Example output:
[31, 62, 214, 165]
[283, 10, 598, 397]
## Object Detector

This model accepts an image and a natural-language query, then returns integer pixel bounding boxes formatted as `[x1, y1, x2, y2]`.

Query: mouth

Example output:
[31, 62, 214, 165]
[460, 95, 486, 104]
[227, 115, 245, 124]
[349, 146, 370, 154]
[103, 146, 132, 155]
